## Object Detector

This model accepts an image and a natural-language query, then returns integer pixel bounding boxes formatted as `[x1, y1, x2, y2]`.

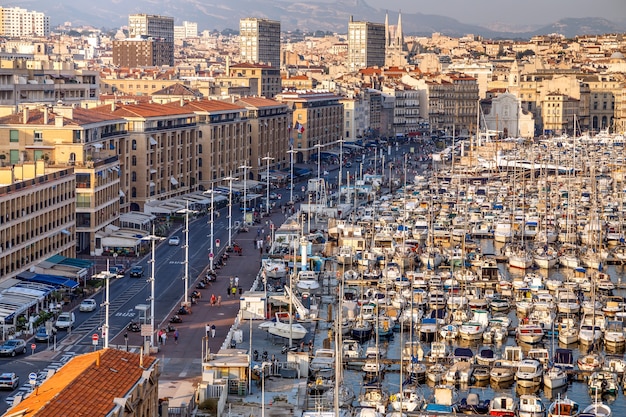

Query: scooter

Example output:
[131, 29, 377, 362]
[127, 321, 141, 332]
[196, 281, 206, 289]
[166, 324, 176, 332]
[281, 345, 299, 354]
[170, 315, 183, 323]
[191, 290, 202, 299]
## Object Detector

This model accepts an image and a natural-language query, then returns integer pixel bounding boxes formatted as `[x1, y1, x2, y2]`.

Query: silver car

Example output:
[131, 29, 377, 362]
[0, 339, 26, 357]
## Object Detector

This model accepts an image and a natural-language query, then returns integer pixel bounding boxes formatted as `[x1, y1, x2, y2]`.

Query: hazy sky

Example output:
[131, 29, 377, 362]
[369, 0, 625, 26]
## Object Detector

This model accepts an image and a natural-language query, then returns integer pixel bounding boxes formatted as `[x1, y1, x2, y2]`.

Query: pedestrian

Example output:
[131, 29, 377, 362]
[158, 329, 163, 345]
[174, 329, 179, 344]
[234, 276, 239, 287]
[227, 285, 231, 298]
[231, 286, 237, 298]
[211, 324, 216, 338]
[206, 323, 211, 338]
[259, 246, 263, 256]
[239, 286, 243, 296]
[161, 331, 167, 346]
[217, 295, 222, 306]
[210, 294, 216, 307]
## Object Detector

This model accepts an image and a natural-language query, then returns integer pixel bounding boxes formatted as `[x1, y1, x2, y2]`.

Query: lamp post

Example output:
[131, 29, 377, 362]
[287, 149, 297, 204]
[177, 201, 196, 305]
[314, 143, 322, 181]
[101, 268, 114, 349]
[203, 187, 215, 271]
[239, 164, 251, 227]
[142, 230, 163, 347]
[338, 138, 344, 205]
[262, 154, 274, 216]
[224, 175, 236, 249]
[246, 301, 253, 395]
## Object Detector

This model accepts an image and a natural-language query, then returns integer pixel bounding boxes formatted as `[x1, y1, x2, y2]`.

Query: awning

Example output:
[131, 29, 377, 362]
[93, 143, 104, 149]
[150, 169, 157, 174]
[149, 182, 155, 187]
[149, 136, 158, 146]
[170, 176, 179, 186]
[119, 190, 126, 198]
[18, 274, 79, 289]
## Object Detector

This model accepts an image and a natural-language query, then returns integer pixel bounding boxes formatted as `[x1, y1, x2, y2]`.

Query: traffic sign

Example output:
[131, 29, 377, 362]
[92, 333, 99, 345]
[215, 239, 220, 248]
[209, 253, 214, 259]
[28, 372, 37, 381]
[30, 343, 36, 351]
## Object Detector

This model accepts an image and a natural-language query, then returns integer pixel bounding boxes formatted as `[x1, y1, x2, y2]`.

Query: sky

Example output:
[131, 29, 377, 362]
[366, 0, 625, 26]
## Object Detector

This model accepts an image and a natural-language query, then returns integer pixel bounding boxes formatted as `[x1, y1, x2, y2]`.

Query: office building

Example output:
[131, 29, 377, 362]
[112, 38, 173, 67]
[239, 18, 281, 68]
[0, 6, 49, 37]
[347, 17, 386, 70]
[127, 14, 174, 66]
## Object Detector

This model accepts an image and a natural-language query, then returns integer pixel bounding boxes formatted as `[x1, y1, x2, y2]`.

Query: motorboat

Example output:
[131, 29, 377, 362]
[587, 370, 619, 396]
[581, 402, 611, 417]
[351, 317, 373, 342]
[548, 397, 579, 417]
[389, 386, 424, 412]
[424, 384, 458, 415]
[516, 322, 545, 344]
[309, 348, 335, 377]
[458, 393, 490, 415]
[490, 361, 515, 385]
[543, 366, 568, 389]
[336, 245, 355, 265]
[296, 270, 320, 292]
[342, 339, 361, 359]
[358, 383, 389, 414]
[489, 394, 516, 417]
[262, 258, 288, 279]
[515, 359, 543, 388]
[259, 312, 308, 340]
[577, 353, 602, 372]
[518, 394, 546, 417]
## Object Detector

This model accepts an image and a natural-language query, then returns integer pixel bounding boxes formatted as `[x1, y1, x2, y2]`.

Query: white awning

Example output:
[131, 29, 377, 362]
[119, 190, 126, 198]
[170, 176, 179, 186]
[149, 136, 158, 146]
[93, 143, 104, 149]
[149, 182, 155, 187]
[150, 168, 157, 174]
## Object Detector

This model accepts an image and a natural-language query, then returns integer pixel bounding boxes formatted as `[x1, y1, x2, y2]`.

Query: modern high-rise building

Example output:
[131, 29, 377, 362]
[174, 21, 198, 40]
[239, 18, 281, 68]
[347, 17, 385, 71]
[0, 6, 49, 37]
[127, 14, 174, 66]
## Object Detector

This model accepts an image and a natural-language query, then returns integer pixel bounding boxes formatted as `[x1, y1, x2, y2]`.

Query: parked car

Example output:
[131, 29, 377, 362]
[129, 265, 144, 278]
[79, 298, 97, 312]
[0, 373, 19, 390]
[54, 312, 75, 330]
[0, 339, 27, 357]
[168, 236, 181, 246]
[34, 325, 56, 342]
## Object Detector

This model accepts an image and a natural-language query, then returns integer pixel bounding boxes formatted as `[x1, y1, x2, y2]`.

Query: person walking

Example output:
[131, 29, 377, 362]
[206, 323, 211, 338]
[234, 276, 239, 287]
[217, 295, 222, 307]
[231, 286, 237, 298]
[211, 324, 216, 338]
[158, 329, 163, 345]
[174, 329, 179, 344]
[226, 285, 231, 298]
[210, 294, 216, 307]
[161, 331, 167, 346]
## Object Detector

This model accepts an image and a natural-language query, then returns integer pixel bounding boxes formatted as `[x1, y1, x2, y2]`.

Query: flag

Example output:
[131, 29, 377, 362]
[295, 121, 304, 134]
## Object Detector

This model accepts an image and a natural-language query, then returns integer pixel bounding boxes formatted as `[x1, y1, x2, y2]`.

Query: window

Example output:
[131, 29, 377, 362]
[132, 139, 137, 150]
[131, 171, 137, 182]
[34, 131, 43, 142]
[9, 130, 18, 142]
[198, 144, 203, 153]
[131, 155, 137, 166]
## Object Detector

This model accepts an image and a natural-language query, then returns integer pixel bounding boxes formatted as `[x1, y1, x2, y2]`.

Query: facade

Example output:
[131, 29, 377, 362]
[112, 38, 173, 67]
[0, 59, 99, 111]
[340, 97, 369, 141]
[347, 18, 386, 70]
[541, 93, 579, 136]
[92, 102, 198, 212]
[482, 92, 535, 138]
[275, 91, 343, 162]
[239, 18, 281, 69]
[0, 165, 75, 284]
[6, 349, 159, 417]
[235, 97, 291, 180]
[226, 63, 282, 99]
[174, 21, 198, 40]
[177, 99, 249, 188]
[382, 83, 421, 137]
[0, 106, 127, 255]
[127, 14, 174, 66]
[0, 6, 49, 37]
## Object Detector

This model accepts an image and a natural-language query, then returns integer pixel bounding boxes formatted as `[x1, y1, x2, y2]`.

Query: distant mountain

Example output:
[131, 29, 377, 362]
[7, 0, 626, 38]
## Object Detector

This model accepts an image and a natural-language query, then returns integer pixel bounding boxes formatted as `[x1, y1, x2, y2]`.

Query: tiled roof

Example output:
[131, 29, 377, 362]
[235, 97, 283, 108]
[92, 101, 196, 118]
[7, 349, 157, 417]
[176, 99, 245, 112]
[0, 108, 124, 126]
[152, 83, 201, 97]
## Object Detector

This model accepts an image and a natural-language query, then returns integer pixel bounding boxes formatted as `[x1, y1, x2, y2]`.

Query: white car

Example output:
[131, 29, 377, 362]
[54, 312, 75, 330]
[168, 236, 180, 246]
[79, 298, 97, 312]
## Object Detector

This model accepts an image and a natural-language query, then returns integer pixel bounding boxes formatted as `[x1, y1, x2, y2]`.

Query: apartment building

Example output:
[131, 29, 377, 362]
[226, 62, 282, 99]
[381, 83, 421, 137]
[127, 14, 174, 66]
[112, 38, 173, 67]
[0, 165, 75, 284]
[91, 102, 198, 212]
[239, 18, 281, 69]
[0, 59, 99, 112]
[235, 97, 291, 177]
[0, 6, 49, 37]
[174, 21, 198, 40]
[0, 106, 127, 255]
[175, 99, 249, 188]
[347, 18, 386, 71]
[275, 91, 343, 163]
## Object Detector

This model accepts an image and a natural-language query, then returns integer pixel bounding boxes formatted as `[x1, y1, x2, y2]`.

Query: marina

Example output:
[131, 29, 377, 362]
[222, 135, 626, 417]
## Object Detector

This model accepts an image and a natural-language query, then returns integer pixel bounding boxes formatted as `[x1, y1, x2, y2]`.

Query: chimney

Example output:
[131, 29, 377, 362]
[43, 109, 49, 125]
[111, 102, 116, 112]
[96, 352, 101, 367]
[55, 115, 63, 127]
[180, 98, 184, 107]
[22, 108, 29, 124]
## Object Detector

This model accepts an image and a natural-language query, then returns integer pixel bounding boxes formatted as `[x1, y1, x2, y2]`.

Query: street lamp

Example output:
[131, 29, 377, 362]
[239, 164, 251, 227]
[338, 138, 344, 205]
[142, 230, 163, 347]
[287, 149, 298, 204]
[262, 154, 274, 216]
[223, 174, 237, 249]
[314, 143, 322, 181]
[177, 201, 196, 306]
[203, 187, 215, 271]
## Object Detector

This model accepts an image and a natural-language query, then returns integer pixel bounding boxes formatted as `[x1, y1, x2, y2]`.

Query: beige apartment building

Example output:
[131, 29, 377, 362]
[226, 63, 282, 99]
[0, 106, 127, 255]
[91, 102, 198, 212]
[0, 165, 75, 284]
[275, 91, 343, 163]
[235, 97, 291, 177]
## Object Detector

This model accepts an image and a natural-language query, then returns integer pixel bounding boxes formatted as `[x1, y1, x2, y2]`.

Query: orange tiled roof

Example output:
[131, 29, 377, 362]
[7, 349, 157, 417]
[92, 101, 196, 118]
[176, 99, 246, 112]
[0, 108, 124, 126]
[236, 97, 283, 108]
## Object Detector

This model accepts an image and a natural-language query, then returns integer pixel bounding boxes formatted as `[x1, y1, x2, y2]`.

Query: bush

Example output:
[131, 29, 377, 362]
[198, 399, 217, 413]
